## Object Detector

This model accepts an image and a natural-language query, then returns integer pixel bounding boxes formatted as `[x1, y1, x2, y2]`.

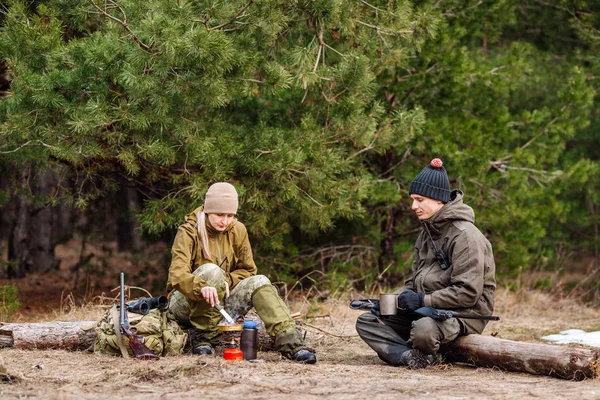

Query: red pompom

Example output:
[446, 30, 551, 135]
[430, 158, 443, 168]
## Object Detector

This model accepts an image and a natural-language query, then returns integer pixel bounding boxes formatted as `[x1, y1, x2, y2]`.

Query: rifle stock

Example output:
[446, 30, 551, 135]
[119, 272, 159, 360]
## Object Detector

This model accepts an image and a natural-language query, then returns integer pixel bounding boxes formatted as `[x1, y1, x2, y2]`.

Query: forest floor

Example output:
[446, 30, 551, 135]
[1, 240, 600, 399]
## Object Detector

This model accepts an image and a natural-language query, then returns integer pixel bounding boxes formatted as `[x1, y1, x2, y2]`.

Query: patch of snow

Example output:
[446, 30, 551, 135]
[541, 329, 600, 347]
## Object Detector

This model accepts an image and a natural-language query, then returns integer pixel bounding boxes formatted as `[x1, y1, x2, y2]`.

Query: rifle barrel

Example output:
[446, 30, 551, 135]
[119, 272, 127, 327]
[450, 312, 500, 321]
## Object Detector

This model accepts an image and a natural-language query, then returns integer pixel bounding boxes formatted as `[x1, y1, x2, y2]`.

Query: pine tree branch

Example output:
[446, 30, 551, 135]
[313, 25, 325, 73]
[87, 0, 155, 53]
[311, 24, 346, 74]
[359, 0, 385, 13]
[297, 186, 323, 207]
[532, 0, 600, 36]
[321, 87, 348, 103]
[0, 140, 56, 154]
[349, 127, 382, 159]
[355, 20, 413, 36]
[491, 104, 569, 171]
[207, 0, 256, 31]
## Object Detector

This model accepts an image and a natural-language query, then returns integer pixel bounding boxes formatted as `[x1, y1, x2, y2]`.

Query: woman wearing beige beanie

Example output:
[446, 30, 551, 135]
[166, 182, 316, 363]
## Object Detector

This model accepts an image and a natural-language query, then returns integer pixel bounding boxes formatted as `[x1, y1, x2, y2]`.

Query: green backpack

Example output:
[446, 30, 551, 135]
[93, 305, 188, 357]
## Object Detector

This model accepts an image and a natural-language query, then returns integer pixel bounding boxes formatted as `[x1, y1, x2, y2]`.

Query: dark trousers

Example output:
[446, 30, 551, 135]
[356, 311, 461, 366]
[356, 312, 416, 365]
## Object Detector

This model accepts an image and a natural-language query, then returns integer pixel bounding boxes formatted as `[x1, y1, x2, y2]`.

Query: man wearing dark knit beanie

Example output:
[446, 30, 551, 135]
[167, 182, 316, 363]
[356, 158, 496, 369]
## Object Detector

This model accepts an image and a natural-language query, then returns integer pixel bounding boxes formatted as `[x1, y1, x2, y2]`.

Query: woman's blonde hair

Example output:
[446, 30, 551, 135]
[197, 211, 212, 260]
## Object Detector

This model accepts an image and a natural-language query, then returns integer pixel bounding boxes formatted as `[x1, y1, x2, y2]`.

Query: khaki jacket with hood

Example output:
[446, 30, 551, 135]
[166, 206, 257, 301]
[405, 190, 496, 334]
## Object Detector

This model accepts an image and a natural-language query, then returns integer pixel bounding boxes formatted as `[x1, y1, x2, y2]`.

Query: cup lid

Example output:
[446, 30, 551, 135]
[243, 320, 257, 329]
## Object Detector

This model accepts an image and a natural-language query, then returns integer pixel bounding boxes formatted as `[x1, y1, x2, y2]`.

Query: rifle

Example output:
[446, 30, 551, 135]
[349, 299, 500, 321]
[414, 306, 499, 321]
[118, 272, 160, 360]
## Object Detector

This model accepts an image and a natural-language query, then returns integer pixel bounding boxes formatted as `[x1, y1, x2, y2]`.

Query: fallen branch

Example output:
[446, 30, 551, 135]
[301, 322, 359, 338]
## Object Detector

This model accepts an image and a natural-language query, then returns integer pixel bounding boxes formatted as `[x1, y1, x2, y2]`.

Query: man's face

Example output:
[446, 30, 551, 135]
[207, 213, 235, 231]
[410, 194, 444, 220]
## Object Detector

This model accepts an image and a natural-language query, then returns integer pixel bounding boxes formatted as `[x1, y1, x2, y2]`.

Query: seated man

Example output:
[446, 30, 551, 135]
[356, 158, 496, 368]
[167, 182, 316, 363]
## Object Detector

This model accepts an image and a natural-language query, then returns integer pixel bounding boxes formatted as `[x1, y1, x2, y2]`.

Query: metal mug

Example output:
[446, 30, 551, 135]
[379, 293, 398, 316]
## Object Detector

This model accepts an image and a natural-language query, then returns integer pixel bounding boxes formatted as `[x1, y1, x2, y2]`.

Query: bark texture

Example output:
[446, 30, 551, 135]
[441, 334, 600, 380]
[0, 321, 97, 351]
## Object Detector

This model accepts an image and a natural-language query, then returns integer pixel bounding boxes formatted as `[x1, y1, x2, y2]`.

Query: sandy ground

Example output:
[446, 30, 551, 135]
[1, 289, 600, 400]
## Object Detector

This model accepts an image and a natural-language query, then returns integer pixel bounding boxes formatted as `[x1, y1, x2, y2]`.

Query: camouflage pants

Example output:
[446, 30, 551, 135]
[169, 263, 303, 353]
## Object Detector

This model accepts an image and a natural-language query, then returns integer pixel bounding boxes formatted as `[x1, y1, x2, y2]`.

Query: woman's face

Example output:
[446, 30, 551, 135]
[207, 213, 235, 231]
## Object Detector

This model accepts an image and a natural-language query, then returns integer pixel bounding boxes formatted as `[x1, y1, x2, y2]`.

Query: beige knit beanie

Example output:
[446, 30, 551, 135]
[203, 182, 238, 214]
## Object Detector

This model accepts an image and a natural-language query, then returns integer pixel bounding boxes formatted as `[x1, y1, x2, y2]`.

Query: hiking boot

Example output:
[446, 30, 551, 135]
[291, 349, 317, 364]
[398, 349, 439, 369]
[192, 345, 214, 356]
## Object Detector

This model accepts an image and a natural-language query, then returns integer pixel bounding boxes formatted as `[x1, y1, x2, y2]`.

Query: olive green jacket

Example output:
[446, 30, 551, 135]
[405, 190, 496, 335]
[166, 206, 257, 301]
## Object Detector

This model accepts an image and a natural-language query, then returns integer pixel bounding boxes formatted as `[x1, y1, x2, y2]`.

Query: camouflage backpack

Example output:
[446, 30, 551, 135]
[93, 305, 188, 357]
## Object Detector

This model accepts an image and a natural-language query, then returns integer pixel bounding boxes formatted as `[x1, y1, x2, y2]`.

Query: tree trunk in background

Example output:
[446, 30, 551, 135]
[0, 172, 14, 243]
[7, 165, 33, 278]
[117, 183, 141, 252]
[50, 168, 74, 244]
[7, 165, 57, 278]
[29, 169, 56, 273]
[378, 207, 397, 274]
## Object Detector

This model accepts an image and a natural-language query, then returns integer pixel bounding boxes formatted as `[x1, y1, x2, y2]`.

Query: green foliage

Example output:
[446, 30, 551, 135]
[0, 284, 20, 320]
[1, 0, 599, 287]
[0, 0, 435, 253]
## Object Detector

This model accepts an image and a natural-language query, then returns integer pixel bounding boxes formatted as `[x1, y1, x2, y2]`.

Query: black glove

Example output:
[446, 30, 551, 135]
[397, 290, 424, 312]
[370, 301, 381, 318]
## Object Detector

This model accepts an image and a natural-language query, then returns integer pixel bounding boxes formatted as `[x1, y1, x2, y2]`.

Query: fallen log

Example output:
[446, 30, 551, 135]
[0, 321, 97, 351]
[0, 320, 277, 352]
[441, 334, 600, 380]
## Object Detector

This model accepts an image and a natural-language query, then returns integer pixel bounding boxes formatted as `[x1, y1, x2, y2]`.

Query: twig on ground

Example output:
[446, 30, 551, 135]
[305, 314, 331, 319]
[302, 322, 359, 338]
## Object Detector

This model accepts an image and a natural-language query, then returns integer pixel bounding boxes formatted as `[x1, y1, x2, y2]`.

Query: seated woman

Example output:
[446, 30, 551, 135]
[167, 182, 316, 363]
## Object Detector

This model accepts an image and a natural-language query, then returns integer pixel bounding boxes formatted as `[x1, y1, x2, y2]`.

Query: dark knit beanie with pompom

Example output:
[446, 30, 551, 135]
[408, 158, 451, 203]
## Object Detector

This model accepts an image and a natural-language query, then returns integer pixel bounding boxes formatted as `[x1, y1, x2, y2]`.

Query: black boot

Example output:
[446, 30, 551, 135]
[397, 349, 440, 369]
[192, 344, 214, 355]
[291, 349, 317, 364]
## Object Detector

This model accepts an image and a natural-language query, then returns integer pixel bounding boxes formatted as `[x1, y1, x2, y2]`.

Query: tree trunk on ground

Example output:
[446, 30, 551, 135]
[441, 334, 600, 381]
[0, 320, 276, 353]
[0, 321, 98, 351]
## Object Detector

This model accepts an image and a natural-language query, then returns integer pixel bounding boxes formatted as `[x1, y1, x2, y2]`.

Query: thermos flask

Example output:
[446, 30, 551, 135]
[240, 320, 258, 360]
